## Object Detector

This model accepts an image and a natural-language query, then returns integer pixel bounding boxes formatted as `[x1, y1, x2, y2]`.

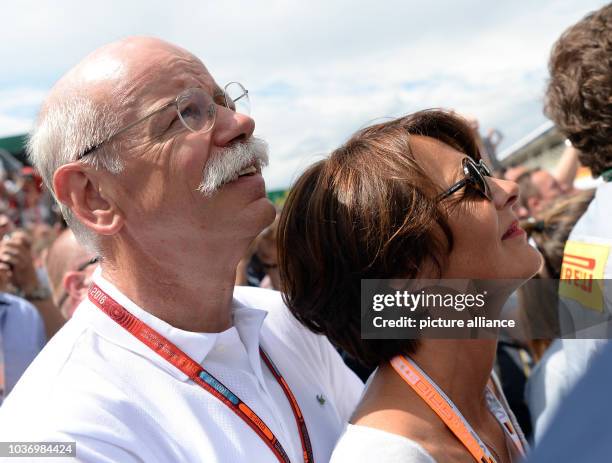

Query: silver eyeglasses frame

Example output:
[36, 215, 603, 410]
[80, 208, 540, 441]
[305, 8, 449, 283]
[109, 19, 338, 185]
[76, 81, 249, 160]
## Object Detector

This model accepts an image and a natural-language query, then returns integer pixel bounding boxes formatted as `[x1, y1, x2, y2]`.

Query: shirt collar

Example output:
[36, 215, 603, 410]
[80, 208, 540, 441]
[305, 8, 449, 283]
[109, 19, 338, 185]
[76, 267, 268, 381]
[232, 299, 268, 385]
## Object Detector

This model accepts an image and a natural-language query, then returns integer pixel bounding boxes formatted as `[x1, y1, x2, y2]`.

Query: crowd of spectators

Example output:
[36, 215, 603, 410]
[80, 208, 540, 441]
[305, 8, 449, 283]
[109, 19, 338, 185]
[0, 161, 90, 402]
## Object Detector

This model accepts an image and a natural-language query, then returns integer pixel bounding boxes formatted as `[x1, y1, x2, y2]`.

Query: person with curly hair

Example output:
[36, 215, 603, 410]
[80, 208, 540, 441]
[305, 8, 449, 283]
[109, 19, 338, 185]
[528, 5, 612, 461]
[518, 190, 594, 442]
[545, 5, 612, 180]
[541, 2, 612, 421]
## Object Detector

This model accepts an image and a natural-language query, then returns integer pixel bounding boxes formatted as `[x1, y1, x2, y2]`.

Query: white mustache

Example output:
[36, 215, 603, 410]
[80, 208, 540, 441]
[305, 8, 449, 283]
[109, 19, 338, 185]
[197, 137, 269, 196]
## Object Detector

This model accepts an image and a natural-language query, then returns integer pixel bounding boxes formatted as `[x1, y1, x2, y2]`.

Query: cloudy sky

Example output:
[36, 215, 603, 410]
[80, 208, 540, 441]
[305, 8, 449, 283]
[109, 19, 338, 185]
[0, 0, 607, 190]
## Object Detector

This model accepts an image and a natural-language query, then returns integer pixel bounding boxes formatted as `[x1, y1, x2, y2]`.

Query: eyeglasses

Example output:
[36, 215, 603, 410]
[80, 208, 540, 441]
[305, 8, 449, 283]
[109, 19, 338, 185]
[76, 81, 250, 160]
[437, 157, 492, 201]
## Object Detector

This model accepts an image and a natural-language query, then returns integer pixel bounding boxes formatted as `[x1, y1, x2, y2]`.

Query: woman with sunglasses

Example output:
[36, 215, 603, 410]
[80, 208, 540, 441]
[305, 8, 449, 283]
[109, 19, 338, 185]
[277, 110, 542, 462]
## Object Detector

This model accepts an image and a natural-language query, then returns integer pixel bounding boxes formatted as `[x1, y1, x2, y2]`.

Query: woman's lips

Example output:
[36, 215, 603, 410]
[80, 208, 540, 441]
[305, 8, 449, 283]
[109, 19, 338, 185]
[502, 220, 525, 240]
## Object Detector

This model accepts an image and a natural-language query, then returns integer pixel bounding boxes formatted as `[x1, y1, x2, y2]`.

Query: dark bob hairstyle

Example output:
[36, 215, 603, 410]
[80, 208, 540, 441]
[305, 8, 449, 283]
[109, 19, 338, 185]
[277, 109, 481, 367]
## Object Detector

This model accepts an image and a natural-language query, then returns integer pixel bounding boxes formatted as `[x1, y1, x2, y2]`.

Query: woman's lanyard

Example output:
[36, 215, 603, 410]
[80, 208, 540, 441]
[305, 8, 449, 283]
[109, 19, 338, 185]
[390, 355, 526, 463]
[87, 283, 313, 463]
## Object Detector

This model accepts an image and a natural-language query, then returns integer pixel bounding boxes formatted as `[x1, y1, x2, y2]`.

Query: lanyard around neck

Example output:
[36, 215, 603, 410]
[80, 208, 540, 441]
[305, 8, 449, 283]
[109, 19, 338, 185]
[88, 283, 313, 463]
[390, 355, 525, 463]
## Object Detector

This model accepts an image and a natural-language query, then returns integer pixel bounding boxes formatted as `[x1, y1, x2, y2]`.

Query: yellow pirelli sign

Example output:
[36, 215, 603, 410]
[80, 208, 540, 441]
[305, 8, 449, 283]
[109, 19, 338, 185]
[559, 241, 610, 312]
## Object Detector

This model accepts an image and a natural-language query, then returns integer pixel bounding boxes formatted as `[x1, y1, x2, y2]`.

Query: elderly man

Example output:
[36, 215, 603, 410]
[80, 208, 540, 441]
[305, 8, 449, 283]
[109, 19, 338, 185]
[0, 37, 363, 462]
[45, 229, 97, 319]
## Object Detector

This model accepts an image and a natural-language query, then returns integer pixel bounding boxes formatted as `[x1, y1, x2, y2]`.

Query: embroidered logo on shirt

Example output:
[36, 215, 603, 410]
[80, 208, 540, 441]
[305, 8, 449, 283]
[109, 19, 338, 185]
[316, 394, 326, 405]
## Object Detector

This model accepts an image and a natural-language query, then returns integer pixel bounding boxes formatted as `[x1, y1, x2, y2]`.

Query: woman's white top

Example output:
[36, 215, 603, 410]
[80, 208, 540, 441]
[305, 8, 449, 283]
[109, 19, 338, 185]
[330, 370, 526, 463]
[330, 423, 436, 462]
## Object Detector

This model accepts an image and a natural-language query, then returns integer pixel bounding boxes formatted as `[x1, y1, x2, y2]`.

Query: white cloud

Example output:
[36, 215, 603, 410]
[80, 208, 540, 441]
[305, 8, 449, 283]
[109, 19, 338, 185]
[0, 88, 46, 137]
[0, 114, 33, 136]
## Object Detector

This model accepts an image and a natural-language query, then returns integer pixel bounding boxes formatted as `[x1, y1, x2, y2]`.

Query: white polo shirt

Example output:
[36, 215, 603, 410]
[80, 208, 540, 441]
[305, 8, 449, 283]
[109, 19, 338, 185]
[0, 271, 363, 462]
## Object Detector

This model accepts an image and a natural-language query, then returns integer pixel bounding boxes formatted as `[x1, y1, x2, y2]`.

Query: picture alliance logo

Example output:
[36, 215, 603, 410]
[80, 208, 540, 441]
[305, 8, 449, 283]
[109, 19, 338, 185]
[371, 289, 487, 312]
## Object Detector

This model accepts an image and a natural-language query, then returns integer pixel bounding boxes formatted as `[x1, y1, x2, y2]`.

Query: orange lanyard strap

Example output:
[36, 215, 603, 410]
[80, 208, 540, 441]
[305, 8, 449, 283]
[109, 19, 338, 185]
[390, 355, 525, 463]
[88, 283, 313, 463]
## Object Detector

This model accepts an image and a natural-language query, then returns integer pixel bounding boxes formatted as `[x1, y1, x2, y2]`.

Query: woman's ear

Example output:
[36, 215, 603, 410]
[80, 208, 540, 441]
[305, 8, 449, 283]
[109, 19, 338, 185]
[53, 163, 123, 236]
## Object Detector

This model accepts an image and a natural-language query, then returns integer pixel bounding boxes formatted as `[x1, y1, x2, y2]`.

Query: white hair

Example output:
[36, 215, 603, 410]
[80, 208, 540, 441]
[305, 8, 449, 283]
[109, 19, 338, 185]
[27, 94, 124, 252]
[198, 137, 269, 196]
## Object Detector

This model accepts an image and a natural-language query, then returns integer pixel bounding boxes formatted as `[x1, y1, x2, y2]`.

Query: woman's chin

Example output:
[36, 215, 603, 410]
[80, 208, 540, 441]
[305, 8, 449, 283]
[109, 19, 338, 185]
[498, 246, 544, 282]
[523, 247, 545, 280]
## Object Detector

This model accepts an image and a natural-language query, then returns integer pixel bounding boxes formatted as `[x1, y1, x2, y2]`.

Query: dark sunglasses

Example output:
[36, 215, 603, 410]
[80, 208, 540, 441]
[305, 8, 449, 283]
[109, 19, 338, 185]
[437, 157, 492, 202]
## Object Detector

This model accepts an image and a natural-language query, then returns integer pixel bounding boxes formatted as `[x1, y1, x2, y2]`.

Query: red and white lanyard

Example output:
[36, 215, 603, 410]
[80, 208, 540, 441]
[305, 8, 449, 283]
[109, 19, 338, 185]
[88, 283, 313, 463]
[390, 355, 526, 463]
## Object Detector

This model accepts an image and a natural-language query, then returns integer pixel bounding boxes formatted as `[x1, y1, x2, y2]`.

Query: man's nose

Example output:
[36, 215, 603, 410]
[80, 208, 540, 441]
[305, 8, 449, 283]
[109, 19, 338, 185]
[212, 105, 255, 147]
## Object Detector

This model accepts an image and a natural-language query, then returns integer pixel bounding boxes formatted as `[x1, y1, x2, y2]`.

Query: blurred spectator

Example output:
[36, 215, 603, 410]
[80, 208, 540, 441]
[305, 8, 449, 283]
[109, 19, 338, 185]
[515, 171, 539, 219]
[545, 2, 612, 391]
[506, 145, 581, 219]
[29, 223, 60, 277]
[530, 170, 564, 202]
[9, 167, 53, 228]
[0, 291, 46, 405]
[505, 166, 529, 183]
[254, 215, 280, 290]
[0, 215, 13, 242]
[530, 145, 580, 200]
[529, 4, 612, 460]
[519, 190, 594, 442]
[234, 245, 260, 287]
[45, 229, 97, 319]
[528, 340, 612, 462]
[0, 221, 64, 339]
[236, 213, 281, 289]
[516, 169, 559, 218]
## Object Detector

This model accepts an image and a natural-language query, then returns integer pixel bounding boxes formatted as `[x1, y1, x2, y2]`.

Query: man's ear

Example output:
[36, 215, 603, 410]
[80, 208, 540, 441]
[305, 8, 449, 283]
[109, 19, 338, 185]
[60, 271, 89, 318]
[62, 270, 88, 300]
[527, 196, 541, 215]
[53, 163, 123, 236]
